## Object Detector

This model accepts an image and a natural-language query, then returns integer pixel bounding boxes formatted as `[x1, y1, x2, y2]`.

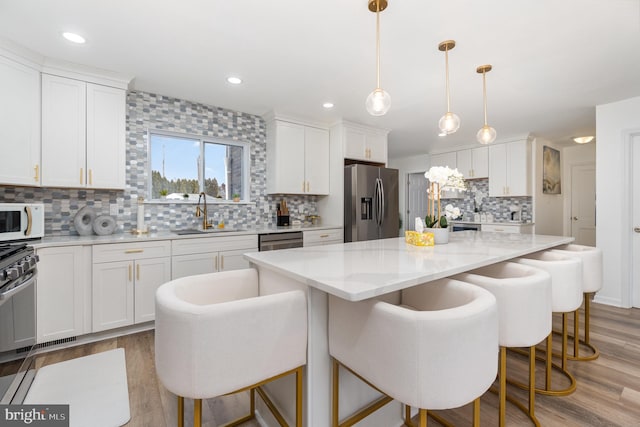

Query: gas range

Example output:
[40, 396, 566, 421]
[0, 243, 38, 301]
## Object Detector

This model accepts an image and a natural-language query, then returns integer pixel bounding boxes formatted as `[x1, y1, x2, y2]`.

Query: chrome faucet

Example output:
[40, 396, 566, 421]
[195, 192, 213, 229]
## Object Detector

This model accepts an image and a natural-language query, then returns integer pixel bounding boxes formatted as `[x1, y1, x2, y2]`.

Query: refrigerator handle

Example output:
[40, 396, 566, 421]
[379, 178, 385, 227]
[373, 178, 379, 225]
[376, 178, 383, 226]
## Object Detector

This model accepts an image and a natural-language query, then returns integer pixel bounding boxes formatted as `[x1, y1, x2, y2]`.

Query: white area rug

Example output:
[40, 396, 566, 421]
[25, 348, 131, 427]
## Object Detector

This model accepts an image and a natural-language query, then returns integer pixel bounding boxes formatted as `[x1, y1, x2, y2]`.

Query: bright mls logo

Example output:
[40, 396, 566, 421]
[0, 405, 69, 426]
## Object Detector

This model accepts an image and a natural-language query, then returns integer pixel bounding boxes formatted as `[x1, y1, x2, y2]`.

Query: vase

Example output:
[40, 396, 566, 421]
[426, 227, 449, 244]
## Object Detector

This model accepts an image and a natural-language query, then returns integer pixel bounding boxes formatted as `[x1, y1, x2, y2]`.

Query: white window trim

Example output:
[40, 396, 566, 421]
[146, 129, 251, 202]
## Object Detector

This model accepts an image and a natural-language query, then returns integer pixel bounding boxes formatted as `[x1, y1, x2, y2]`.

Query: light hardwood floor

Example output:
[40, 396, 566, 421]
[33, 302, 640, 426]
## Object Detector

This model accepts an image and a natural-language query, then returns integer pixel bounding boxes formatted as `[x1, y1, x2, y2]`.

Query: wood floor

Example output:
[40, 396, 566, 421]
[34, 302, 640, 426]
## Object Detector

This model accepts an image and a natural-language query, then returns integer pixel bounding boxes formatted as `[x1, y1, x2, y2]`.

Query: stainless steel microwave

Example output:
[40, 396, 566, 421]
[0, 203, 44, 241]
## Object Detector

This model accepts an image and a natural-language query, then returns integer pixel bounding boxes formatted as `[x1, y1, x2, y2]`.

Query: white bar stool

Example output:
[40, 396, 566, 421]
[154, 269, 307, 427]
[455, 262, 552, 427]
[551, 244, 603, 361]
[329, 278, 498, 427]
[515, 251, 583, 396]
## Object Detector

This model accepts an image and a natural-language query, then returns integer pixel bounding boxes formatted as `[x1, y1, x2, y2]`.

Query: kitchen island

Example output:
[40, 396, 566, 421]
[244, 231, 573, 426]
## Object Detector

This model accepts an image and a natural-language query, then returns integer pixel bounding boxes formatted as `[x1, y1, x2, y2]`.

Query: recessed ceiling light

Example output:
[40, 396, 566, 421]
[62, 32, 86, 44]
[322, 102, 334, 109]
[572, 136, 594, 144]
[226, 76, 242, 85]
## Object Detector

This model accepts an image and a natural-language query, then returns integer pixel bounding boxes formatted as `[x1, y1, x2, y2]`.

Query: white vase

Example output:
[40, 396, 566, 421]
[426, 227, 449, 244]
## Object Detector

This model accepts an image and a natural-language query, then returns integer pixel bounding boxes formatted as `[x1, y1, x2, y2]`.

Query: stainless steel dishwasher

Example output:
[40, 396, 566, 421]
[258, 231, 304, 251]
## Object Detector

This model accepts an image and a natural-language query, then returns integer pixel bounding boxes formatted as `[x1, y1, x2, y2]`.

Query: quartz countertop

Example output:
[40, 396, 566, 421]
[244, 231, 572, 301]
[31, 224, 342, 249]
[451, 220, 535, 226]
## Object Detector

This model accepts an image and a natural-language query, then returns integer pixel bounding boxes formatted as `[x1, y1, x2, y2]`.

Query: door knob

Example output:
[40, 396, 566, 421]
[572, 216, 578, 221]
[634, 227, 640, 233]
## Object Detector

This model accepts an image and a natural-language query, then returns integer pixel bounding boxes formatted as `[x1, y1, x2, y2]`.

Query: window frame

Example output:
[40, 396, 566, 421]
[146, 129, 251, 202]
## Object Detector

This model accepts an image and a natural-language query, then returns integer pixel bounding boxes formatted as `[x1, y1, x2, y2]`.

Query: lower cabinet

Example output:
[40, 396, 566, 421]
[303, 228, 343, 247]
[171, 235, 258, 279]
[35, 245, 91, 343]
[481, 223, 534, 234]
[92, 241, 171, 332]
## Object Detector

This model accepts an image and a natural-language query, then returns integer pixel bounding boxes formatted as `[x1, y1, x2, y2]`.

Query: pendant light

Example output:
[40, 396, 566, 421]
[365, 0, 391, 116]
[476, 64, 497, 145]
[438, 40, 460, 135]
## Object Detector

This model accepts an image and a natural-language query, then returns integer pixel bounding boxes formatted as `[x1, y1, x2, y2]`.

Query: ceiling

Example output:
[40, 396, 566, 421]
[1, 0, 639, 158]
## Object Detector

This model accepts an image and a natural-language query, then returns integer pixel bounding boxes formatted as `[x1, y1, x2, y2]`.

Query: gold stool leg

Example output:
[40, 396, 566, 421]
[574, 308, 580, 358]
[473, 397, 480, 427]
[177, 396, 184, 427]
[419, 408, 427, 427]
[584, 294, 592, 344]
[332, 359, 339, 427]
[545, 333, 552, 390]
[499, 346, 506, 427]
[296, 367, 303, 427]
[562, 313, 568, 371]
[193, 399, 202, 427]
[529, 345, 536, 418]
[405, 405, 412, 426]
[250, 388, 255, 416]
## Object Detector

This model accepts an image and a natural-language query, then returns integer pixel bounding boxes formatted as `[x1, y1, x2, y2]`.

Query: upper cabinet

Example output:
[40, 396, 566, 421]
[343, 124, 388, 164]
[456, 147, 488, 179]
[0, 54, 41, 186]
[430, 152, 457, 169]
[266, 118, 330, 195]
[488, 139, 531, 197]
[42, 74, 126, 189]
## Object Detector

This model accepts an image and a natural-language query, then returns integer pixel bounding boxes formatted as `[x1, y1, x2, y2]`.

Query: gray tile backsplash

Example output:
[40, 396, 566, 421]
[441, 178, 532, 222]
[0, 90, 318, 236]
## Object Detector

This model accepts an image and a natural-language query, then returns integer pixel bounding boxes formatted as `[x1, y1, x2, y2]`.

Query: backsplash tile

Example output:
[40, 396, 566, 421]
[441, 178, 532, 222]
[0, 91, 318, 236]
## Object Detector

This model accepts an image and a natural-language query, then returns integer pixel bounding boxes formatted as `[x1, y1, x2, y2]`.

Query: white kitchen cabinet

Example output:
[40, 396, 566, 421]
[35, 245, 91, 343]
[171, 234, 258, 279]
[430, 152, 457, 169]
[482, 223, 534, 234]
[488, 140, 531, 197]
[92, 241, 171, 332]
[0, 54, 41, 186]
[41, 74, 126, 189]
[303, 228, 343, 247]
[266, 120, 329, 195]
[456, 147, 489, 179]
[343, 125, 388, 164]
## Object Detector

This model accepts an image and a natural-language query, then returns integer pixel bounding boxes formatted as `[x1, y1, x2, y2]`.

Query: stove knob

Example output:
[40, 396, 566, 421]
[6, 267, 20, 281]
[26, 257, 36, 268]
[34, 254, 40, 263]
[0, 269, 6, 281]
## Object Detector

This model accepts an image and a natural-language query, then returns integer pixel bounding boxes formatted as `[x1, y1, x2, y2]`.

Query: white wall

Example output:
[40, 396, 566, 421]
[562, 143, 596, 236]
[388, 154, 431, 235]
[532, 137, 564, 235]
[595, 96, 640, 307]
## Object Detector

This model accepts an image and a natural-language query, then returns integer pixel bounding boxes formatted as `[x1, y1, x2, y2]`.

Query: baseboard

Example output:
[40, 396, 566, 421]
[593, 295, 626, 308]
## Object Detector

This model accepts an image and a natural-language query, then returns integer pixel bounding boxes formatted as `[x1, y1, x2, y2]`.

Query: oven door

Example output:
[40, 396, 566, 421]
[0, 203, 45, 241]
[0, 271, 37, 404]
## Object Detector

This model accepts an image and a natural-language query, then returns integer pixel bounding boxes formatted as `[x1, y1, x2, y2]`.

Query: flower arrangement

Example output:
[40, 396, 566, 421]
[424, 166, 466, 228]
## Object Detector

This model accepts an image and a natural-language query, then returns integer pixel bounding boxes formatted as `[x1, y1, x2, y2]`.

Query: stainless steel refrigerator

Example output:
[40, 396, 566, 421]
[344, 164, 399, 242]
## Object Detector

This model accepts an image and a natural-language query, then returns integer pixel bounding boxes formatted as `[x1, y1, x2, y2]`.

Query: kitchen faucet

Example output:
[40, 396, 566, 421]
[195, 192, 213, 229]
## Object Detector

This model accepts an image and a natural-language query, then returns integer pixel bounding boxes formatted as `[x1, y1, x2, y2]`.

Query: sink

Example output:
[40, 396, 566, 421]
[175, 228, 244, 235]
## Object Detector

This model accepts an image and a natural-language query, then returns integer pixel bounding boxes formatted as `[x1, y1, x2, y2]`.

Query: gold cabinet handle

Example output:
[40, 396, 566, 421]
[302, 181, 305, 192]
[136, 264, 140, 281]
[89, 169, 93, 186]
[306, 181, 310, 192]
[125, 249, 144, 254]
[221, 255, 224, 271]
[320, 234, 329, 238]
[34, 165, 39, 182]
[128, 264, 132, 281]
[214, 255, 218, 271]
[80, 168, 84, 185]
[494, 228, 505, 232]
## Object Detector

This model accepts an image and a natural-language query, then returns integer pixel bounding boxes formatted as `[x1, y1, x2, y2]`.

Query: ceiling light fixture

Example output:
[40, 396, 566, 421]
[365, 0, 391, 116]
[226, 76, 242, 85]
[62, 32, 86, 44]
[322, 102, 334, 109]
[573, 136, 594, 144]
[476, 64, 497, 145]
[438, 40, 460, 135]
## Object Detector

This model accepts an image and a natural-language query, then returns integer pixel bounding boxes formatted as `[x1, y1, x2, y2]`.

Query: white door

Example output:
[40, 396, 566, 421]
[407, 172, 429, 230]
[570, 163, 596, 246]
[632, 136, 640, 307]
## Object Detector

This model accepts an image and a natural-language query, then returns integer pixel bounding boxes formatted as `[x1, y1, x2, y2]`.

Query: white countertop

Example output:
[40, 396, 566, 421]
[31, 224, 342, 248]
[244, 231, 572, 301]
[451, 220, 535, 226]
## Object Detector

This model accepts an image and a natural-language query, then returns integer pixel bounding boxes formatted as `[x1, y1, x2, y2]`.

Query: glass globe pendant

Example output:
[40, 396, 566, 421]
[438, 40, 460, 135]
[366, 0, 391, 116]
[476, 64, 497, 145]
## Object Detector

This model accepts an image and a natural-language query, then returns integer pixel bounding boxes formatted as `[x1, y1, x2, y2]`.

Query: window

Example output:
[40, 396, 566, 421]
[148, 132, 250, 201]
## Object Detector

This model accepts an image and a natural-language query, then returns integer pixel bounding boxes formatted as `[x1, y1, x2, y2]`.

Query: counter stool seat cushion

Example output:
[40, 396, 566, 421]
[155, 268, 307, 400]
[329, 278, 498, 411]
[551, 244, 603, 293]
[455, 262, 552, 348]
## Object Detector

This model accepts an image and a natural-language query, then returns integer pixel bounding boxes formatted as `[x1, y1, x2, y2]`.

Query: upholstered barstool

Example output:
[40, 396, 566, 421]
[515, 251, 583, 396]
[329, 278, 498, 427]
[455, 262, 552, 426]
[551, 244, 603, 361]
[155, 269, 307, 427]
